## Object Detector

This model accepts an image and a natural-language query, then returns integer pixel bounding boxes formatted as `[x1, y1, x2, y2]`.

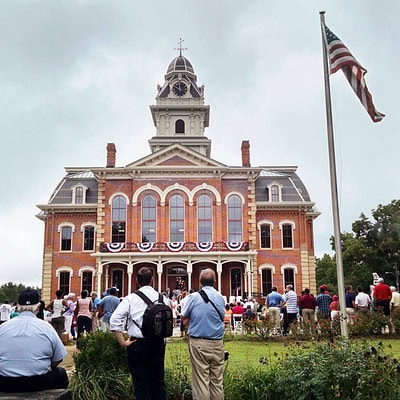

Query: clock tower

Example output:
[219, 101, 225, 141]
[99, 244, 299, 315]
[149, 41, 211, 156]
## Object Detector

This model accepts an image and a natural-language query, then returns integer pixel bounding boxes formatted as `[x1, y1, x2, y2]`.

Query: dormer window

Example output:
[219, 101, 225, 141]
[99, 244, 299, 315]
[267, 182, 282, 202]
[72, 184, 87, 204]
[175, 119, 185, 134]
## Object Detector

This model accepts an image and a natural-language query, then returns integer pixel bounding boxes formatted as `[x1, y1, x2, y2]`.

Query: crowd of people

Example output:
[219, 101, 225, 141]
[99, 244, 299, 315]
[1, 275, 398, 397]
[252, 278, 400, 336]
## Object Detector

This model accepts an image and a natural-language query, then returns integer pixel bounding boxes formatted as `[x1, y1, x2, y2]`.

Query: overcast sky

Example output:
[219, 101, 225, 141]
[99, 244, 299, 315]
[0, 1, 398, 287]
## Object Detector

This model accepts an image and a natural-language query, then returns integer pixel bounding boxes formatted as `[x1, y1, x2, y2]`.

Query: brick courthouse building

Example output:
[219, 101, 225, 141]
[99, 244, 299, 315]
[37, 52, 320, 304]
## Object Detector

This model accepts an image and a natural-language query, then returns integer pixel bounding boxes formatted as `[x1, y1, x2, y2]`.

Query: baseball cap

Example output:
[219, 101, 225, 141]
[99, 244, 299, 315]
[18, 288, 40, 305]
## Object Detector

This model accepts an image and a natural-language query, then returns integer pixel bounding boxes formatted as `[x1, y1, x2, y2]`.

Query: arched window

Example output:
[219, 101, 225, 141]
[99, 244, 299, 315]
[75, 187, 84, 204]
[175, 119, 185, 134]
[197, 194, 212, 242]
[271, 185, 279, 202]
[112, 196, 126, 243]
[142, 195, 157, 242]
[170, 194, 184, 242]
[227, 195, 242, 242]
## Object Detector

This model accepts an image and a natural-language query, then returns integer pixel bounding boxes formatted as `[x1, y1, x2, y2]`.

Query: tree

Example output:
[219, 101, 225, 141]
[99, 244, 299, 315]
[317, 200, 400, 293]
[0, 282, 41, 304]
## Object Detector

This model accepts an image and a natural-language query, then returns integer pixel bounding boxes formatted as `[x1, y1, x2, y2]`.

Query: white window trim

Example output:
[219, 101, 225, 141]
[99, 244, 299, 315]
[79, 267, 95, 293]
[78, 266, 96, 277]
[279, 220, 295, 249]
[141, 194, 157, 243]
[58, 223, 75, 252]
[108, 192, 130, 206]
[71, 184, 88, 204]
[226, 193, 244, 242]
[196, 193, 213, 242]
[169, 193, 185, 242]
[258, 264, 275, 275]
[281, 264, 297, 289]
[267, 181, 283, 202]
[133, 184, 162, 207]
[191, 184, 221, 206]
[223, 192, 245, 205]
[81, 224, 96, 252]
[258, 220, 273, 249]
[56, 267, 73, 279]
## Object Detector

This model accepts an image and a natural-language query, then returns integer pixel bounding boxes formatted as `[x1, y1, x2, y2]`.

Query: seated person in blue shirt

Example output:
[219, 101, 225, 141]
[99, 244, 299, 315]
[0, 288, 68, 393]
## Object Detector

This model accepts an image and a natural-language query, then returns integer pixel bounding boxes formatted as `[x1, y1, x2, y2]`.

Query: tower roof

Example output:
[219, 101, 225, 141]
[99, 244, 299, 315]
[167, 55, 194, 74]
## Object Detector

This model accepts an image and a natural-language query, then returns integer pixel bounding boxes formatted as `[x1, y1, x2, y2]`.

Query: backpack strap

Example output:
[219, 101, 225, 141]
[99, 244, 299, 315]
[134, 290, 163, 305]
[132, 290, 159, 330]
[198, 289, 224, 322]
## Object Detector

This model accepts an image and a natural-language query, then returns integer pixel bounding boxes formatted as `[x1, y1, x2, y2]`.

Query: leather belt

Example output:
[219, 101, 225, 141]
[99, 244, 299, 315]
[190, 336, 222, 341]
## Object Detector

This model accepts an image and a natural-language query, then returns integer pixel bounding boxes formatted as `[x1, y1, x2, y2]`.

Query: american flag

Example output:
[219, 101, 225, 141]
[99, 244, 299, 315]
[324, 25, 385, 123]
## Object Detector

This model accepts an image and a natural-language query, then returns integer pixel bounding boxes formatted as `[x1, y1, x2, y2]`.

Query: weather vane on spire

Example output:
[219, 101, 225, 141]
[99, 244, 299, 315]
[175, 38, 188, 56]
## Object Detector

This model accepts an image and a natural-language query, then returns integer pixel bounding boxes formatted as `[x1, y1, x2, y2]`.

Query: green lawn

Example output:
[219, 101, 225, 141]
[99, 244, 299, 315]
[165, 336, 400, 372]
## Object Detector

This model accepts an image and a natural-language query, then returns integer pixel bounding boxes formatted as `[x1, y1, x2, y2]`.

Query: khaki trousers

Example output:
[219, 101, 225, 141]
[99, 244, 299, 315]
[188, 337, 224, 400]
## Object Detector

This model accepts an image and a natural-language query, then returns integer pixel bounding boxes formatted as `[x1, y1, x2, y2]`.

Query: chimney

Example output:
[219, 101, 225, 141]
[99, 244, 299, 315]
[106, 143, 116, 168]
[241, 140, 250, 167]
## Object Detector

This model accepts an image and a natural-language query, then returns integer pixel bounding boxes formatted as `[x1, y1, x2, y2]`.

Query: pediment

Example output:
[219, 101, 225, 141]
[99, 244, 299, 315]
[126, 144, 226, 168]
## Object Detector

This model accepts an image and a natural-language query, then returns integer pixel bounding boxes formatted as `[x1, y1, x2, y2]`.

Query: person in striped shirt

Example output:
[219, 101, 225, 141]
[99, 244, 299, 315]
[283, 285, 298, 335]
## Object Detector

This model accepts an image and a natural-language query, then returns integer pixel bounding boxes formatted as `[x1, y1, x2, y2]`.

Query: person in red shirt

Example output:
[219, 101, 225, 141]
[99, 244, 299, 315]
[299, 288, 317, 336]
[373, 277, 392, 319]
[231, 302, 245, 327]
[231, 302, 245, 315]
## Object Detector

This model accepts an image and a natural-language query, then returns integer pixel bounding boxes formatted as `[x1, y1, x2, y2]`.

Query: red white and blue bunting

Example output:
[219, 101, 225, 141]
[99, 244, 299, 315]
[195, 242, 213, 252]
[166, 242, 185, 252]
[106, 242, 125, 253]
[225, 241, 243, 251]
[136, 242, 155, 253]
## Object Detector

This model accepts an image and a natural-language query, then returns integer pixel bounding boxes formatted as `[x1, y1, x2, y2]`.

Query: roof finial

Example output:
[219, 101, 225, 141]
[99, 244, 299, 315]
[174, 38, 188, 56]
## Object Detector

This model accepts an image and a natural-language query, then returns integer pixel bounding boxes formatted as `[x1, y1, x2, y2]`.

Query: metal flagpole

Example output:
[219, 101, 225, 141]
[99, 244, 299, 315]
[319, 11, 348, 338]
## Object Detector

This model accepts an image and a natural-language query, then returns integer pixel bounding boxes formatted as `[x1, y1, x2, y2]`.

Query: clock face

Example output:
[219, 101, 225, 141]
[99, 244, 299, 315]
[172, 82, 187, 97]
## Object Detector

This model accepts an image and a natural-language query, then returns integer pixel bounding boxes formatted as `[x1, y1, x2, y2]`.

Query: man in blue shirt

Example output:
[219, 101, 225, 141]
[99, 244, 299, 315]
[181, 269, 225, 400]
[265, 286, 285, 332]
[0, 288, 68, 392]
[98, 287, 121, 330]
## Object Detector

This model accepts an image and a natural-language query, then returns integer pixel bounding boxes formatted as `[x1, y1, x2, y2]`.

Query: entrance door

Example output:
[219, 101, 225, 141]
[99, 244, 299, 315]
[230, 268, 242, 298]
[111, 269, 124, 297]
[167, 266, 187, 296]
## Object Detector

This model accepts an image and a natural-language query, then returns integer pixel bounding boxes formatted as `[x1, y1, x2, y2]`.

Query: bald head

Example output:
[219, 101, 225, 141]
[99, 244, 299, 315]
[200, 268, 216, 287]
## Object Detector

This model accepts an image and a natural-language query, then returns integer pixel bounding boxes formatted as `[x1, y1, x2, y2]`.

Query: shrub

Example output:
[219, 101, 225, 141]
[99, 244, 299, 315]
[242, 314, 276, 340]
[70, 331, 132, 400]
[391, 308, 400, 335]
[274, 340, 400, 399]
[349, 310, 388, 337]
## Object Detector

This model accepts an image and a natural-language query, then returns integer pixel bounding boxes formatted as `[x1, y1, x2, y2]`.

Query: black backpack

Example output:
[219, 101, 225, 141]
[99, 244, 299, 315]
[133, 290, 173, 338]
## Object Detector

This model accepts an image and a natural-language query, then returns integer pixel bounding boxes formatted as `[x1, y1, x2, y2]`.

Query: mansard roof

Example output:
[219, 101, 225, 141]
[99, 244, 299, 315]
[47, 170, 98, 205]
[255, 167, 315, 206]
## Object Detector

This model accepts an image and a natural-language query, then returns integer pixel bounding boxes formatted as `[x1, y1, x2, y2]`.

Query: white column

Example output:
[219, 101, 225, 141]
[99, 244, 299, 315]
[96, 260, 103, 295]
[247, 258, 252, 299]
[187, 257, 193, 292]
[157, 258, 163, 292]
[127, 261, 133, 294]
[217, 257, 222, 293]
[104, 265, 110, 291]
